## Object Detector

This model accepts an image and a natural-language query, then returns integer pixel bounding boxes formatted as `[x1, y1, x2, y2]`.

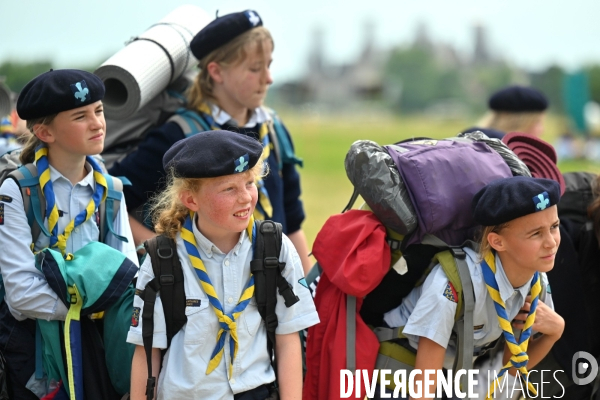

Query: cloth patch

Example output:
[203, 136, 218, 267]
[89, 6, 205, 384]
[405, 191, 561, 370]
[298, 278, 308, 289]
[234, 153, 250, 173]
[70, 80, 89, 103]
[0, 203, 3, 225]
[0, 195, 12, 203]
[443, 281, 458, 303]
[135, 289, 143, 297]
[131, 307, 140, 327]
[546, 284, 552, 294]
[533, 191, 550, 211]
[474, 324, 485, 330]
[186, 299, 201, 307]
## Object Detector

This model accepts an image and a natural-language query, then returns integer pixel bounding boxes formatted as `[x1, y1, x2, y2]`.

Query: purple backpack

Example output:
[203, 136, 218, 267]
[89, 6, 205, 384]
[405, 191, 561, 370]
[385, 139, 512, 246]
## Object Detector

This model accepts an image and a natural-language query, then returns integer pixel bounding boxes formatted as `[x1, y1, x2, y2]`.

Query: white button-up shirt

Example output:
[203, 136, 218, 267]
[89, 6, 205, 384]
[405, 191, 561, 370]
[127, 219, 319, 399]
[210, 103, 271, 127]
[384, 247, 553, 370]
[0, 163, 138, 321]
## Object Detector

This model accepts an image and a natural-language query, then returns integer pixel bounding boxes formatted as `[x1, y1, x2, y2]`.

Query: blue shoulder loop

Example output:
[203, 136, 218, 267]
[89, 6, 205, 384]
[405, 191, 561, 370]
[103, 174, 128, 243]
[176, 108, 211, 134]
[269, 111, 303, 169]
[17, 165, 51, 237]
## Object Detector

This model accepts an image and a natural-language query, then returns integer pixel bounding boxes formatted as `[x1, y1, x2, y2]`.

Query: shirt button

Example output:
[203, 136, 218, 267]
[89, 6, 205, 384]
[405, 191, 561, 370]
[74, 228, 79, 233]
[228, 297, 233, 304]
[230, 378, 236, 384]
[224, 259, 230, 266]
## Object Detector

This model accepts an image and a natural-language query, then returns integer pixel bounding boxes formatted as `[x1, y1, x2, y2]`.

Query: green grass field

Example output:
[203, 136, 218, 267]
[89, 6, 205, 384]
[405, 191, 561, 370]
[282, 112, 600, 251]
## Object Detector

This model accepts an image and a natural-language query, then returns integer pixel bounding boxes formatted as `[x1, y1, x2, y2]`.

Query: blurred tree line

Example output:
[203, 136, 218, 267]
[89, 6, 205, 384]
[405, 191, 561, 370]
[384, 44, 599, 117]
[0, 61, 96, 94]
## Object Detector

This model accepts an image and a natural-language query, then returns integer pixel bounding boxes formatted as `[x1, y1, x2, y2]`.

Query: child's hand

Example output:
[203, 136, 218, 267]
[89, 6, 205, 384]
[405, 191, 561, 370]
[512, 296, 564, 339]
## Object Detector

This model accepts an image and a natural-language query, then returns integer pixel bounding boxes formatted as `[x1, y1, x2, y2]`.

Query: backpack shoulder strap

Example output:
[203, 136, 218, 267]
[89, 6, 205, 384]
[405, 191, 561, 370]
[265, 108, 303, 169]
[99, 174, 130, 243]
[9, 164, 51, 239]
[168, 108, 211, 137]
[139, 235, 186, 400]
[250, 220, 299, 376]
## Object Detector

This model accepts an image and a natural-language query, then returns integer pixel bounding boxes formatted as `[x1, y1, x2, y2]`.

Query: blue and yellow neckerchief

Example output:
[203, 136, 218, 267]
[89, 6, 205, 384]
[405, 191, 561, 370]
[35, 145, 107, 256]
[181, 212, 255, 378]
[481, 252, 541, 399]
[196, 103, 272, 220]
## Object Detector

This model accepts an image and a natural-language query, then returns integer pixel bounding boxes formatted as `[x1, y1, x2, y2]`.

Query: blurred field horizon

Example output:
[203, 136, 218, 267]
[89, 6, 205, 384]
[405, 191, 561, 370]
[283, 111, 600, 251]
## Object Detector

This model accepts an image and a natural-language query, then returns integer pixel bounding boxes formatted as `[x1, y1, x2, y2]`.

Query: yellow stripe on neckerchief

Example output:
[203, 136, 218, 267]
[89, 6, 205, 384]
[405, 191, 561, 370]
[196, 103, 273, 220]
[181, 212, 255, 378]
[481, 252, 541, 399]
[35, 145, 107, 256]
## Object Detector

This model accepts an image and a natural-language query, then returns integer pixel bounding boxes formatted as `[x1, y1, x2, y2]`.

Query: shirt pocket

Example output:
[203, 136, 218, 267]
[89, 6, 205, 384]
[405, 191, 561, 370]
[243, 297, 263, 337]
[183, 296, 211, 345]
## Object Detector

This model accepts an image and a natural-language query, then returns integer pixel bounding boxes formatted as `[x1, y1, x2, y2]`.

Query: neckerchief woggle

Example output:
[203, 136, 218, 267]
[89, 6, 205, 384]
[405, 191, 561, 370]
[35, 144, 108, 256]
[196, 103, 272, 220]
[481, 251, 541, 399]
[181, 212, 256, 378]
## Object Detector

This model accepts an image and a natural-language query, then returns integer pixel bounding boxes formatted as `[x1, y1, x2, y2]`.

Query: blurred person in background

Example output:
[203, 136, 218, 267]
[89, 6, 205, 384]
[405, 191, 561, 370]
[463, 85, 549, 139]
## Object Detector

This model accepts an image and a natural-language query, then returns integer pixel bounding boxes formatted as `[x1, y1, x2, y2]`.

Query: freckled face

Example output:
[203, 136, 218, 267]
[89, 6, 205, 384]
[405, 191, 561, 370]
[191, 171, 258, 242]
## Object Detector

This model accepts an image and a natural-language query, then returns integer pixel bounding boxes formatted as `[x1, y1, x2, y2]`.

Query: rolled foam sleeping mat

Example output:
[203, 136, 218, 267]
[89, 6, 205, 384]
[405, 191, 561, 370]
[94, 5, 210, 120]
[0, 82, 12, 117]
[345, 140, 418, 235]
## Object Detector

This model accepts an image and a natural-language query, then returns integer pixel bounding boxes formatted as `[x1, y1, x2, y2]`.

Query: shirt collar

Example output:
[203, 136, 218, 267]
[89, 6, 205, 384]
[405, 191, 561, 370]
[209, 103, 270, 127]
[47, 161, 94, 186]
[494, 253, 532, 301]
[191, 214, 248, 257]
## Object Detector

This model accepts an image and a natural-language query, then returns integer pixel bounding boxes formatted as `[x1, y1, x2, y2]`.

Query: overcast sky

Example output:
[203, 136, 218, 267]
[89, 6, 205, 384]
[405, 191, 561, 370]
[2, 0, 599, 83]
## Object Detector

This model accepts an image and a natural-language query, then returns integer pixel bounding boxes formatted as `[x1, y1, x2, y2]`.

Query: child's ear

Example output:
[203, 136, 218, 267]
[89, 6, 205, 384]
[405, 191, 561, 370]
[206, 61, 224, 84]
[34, 124, 55, 144]
[180, 190, 200, 212]
[487, 232, 505, 253]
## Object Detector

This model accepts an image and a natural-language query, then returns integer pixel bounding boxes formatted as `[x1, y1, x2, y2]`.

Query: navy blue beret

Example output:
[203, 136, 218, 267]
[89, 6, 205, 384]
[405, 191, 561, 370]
[191, 10, 263, 61]
[488, 85, 548, 112]
[17, 69, 105, 120]
[472, 176, 561, 226]
[163, 130, 263, 178]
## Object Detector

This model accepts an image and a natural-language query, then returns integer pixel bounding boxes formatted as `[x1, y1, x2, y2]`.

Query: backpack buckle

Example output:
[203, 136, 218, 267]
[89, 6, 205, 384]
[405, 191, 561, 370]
[264, 257, 279, 268]
[69, 293, 77, 304]
[449, 247, 466, 260]
[160, 275, 175, 285]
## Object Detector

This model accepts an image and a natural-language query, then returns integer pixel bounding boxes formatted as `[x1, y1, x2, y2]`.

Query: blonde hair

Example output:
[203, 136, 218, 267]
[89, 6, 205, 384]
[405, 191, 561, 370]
[19, 115, 57, 164]
[477, 111, 543, 135]
[152, 160, 266, 239]
[477, 223, 509, 261]
[187, 27, 273, 109]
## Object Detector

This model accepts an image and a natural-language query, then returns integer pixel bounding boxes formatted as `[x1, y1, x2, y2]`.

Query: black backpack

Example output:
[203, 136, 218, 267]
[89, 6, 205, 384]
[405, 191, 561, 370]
[137, 220, 299, 400]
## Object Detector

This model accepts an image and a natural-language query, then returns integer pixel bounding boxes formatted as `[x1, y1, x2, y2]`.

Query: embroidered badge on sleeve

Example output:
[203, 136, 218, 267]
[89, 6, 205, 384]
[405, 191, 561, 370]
[298, 278, 308, 289]
[443, 281, 458, 303]
[131, 307, 140, 327]
[0, 203, 4, 225]
[0, 195, 12, 203]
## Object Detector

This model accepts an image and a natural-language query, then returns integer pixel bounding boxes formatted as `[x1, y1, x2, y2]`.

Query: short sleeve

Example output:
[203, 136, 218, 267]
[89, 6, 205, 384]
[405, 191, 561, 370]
[401, 265, 458, 349]
[274, 235, 319, 335]
[126, 255, 168, 349]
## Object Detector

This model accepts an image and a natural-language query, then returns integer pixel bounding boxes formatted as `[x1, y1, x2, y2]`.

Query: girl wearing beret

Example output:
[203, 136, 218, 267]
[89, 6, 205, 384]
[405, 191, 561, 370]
[0, 69, 138, 398]
[127, 130, 319, 399]
[381, 177, 565, 399]
[109, 10, 313, 274]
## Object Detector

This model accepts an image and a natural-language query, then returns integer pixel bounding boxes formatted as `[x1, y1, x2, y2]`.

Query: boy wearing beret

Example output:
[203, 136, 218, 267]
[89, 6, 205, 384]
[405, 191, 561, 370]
[381, 176, 564, 398]
[109, 10, 314, 274]
[127, 130, 319, 399]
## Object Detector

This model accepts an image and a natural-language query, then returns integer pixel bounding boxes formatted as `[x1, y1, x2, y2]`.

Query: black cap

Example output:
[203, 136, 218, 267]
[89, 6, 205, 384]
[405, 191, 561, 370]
[190, 10, 263, 61]
[163, 130, 264, 178]
[488, 85, 548, 112]
[17, 69, 105, 120]
[472, 176, 561, 226]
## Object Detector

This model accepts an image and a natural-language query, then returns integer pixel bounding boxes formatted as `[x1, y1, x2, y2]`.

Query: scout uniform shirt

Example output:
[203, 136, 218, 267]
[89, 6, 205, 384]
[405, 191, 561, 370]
[0, 162, 138, 321]
[127, 217, 320, 399]
[383, 246, 553, 370]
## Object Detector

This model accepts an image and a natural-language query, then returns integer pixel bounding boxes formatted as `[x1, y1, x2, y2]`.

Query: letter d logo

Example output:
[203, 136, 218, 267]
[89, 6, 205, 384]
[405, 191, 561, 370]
[572, 351, 598, 385]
